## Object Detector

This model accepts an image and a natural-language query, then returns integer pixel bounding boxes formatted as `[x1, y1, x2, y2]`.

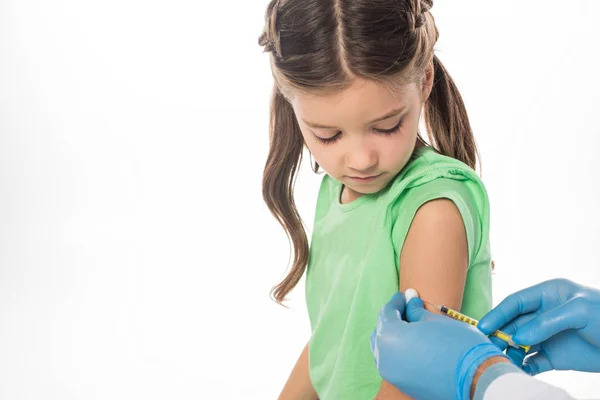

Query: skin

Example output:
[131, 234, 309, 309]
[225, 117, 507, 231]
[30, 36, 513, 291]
[277, 342, 318, 400]
[291, 76, 425, 205]
[279, 60, 472, 399]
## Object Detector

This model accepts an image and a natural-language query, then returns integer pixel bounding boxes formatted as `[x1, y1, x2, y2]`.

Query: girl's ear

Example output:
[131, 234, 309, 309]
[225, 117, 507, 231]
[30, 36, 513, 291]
[421, 58, 435, 103]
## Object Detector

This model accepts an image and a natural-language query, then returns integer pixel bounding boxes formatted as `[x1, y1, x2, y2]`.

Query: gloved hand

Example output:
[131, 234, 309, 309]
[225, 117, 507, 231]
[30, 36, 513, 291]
[478, 278, 600, 376]
[370, 291, 506, 400]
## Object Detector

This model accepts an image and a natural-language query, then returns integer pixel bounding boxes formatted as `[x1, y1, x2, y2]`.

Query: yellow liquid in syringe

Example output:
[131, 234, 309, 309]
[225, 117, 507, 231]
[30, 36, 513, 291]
[436, 305, 531, 353]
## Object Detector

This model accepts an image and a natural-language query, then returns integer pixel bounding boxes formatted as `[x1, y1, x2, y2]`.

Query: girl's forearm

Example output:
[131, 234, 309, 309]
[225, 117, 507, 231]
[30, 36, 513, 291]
[278, 342, 319, 400]
[374, 380, 413, 400]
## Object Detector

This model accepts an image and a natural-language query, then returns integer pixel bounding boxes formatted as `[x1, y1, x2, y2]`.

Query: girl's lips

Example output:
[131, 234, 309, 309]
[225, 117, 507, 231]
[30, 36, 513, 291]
[347, 174, 381, 183]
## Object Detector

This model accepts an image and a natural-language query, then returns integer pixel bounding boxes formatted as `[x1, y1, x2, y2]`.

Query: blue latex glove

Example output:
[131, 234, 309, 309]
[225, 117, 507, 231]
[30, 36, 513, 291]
[478, 278, 600, 376]
[370, 292, 505, 400]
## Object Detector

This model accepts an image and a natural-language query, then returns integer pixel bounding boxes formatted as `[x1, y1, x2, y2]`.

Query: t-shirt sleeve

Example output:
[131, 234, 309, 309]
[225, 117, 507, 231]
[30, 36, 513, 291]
[390, 176, 490, 267]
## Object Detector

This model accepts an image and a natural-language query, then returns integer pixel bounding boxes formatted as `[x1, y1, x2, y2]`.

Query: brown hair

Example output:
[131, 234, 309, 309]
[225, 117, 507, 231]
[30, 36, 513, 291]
[259, 0, 478, 303]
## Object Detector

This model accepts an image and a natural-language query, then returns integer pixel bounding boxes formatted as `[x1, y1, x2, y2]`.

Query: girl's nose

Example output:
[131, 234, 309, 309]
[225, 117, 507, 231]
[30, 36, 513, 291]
[346, 141, 378, 173]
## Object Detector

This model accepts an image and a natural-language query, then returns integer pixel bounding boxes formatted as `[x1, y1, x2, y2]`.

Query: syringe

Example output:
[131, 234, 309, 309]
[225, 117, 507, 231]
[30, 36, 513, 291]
[422, 300, 531, 353]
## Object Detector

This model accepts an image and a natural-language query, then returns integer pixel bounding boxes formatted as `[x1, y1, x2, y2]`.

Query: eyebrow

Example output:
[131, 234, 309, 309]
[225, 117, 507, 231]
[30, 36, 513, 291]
[302, 106, 407, 129]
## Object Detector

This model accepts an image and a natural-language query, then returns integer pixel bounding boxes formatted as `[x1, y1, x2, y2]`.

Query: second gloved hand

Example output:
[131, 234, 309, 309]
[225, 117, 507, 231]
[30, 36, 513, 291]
[478, 278, 600, 375]
[370, 292, 506, 400]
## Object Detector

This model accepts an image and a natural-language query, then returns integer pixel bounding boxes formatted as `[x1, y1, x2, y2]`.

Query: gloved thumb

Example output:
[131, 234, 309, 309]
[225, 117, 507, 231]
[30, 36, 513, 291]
[406, 297, 429, 322]
[380, 292, 406, 322]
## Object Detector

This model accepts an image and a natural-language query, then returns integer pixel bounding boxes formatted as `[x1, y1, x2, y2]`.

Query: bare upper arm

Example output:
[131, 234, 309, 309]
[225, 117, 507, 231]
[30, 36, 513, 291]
[399, 198, 469, 312]
[374, 199, 469, 399]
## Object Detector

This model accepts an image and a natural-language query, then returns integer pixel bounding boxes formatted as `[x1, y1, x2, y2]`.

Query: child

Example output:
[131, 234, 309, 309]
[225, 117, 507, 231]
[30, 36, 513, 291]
[259, 0, 492, 399]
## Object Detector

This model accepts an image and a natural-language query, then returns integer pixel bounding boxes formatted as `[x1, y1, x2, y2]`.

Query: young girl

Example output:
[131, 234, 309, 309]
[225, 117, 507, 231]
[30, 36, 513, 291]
[259, 0, 492, 399]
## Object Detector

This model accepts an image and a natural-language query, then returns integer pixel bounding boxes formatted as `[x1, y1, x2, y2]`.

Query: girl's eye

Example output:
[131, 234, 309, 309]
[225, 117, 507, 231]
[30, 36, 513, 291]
[313, 118, 403, 145]
[314, 131, 341, 145]
[373, 118, 403, 135]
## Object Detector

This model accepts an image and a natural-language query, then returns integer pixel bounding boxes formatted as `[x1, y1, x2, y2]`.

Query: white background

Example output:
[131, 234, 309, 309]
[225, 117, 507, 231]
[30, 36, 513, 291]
[1, 0, 599, 399]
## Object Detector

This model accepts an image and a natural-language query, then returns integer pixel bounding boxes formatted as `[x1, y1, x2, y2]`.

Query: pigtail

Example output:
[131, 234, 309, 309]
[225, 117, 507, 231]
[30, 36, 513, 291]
[424, 55, 479, 170]
[425, 55, 492, 270]
[262, 86, 309, 304]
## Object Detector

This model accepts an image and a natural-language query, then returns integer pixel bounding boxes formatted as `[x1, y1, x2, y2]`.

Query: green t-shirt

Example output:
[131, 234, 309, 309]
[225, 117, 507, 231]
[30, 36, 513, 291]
[305, 146, 493, 399]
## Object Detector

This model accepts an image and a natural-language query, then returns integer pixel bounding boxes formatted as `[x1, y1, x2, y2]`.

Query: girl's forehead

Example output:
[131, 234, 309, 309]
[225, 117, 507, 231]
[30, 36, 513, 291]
[291, 79, 418, 125]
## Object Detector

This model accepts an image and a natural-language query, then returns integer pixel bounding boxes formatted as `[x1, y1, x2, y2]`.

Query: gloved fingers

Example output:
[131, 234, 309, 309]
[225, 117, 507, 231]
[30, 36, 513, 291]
[488, 316, 540, 352]
[527, 343, 542, 354]
[523, 351, 554, 376]
[501, 312, 537, 335]
[484, 313, 535, 350]
[506, 346, 527, 367]
[512, 299, 588, 345]
[405, 297, 431, 322]
[489, 336, 508, 351]
[479, 284, 548, 335]
[370, 328, 381, 369]
[370, 328, 376, 354]
[380, 292, 406, 323]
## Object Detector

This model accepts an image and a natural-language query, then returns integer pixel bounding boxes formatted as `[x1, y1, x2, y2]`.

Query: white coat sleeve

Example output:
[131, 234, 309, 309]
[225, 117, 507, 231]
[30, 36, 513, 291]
[473, 362, 575, 400]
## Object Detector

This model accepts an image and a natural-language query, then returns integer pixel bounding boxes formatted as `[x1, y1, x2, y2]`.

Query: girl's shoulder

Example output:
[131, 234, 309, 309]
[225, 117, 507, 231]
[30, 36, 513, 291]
[387, 146, 486, 195]
[384, 146, 491, 267]
[383, 146, 490, 238]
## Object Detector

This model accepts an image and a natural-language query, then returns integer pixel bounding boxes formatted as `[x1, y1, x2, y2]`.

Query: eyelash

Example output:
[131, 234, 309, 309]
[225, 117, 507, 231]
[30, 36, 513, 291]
[315, 119, 404, 145]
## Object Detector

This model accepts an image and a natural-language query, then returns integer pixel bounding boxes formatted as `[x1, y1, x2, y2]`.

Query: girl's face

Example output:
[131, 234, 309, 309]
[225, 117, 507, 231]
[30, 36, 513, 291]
[291, 75, 431, 203]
